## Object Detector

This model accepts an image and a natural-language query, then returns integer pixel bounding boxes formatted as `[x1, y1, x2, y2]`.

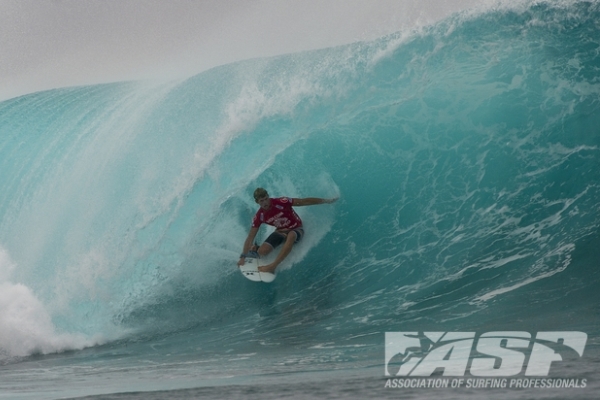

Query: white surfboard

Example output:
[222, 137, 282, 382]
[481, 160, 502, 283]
[239, 257, 276, 283]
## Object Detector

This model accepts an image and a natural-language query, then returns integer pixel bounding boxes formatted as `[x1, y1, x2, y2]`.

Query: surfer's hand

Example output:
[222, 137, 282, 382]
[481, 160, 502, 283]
[237, 257, 245, 267]
[326, 197, 339, 204]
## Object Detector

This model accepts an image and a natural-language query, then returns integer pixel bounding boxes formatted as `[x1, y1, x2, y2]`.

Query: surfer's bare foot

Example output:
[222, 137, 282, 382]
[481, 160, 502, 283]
[258, 264, 277, 273]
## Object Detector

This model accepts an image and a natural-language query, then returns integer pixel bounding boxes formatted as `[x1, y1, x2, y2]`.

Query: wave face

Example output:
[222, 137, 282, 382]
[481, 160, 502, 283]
[1, 1, 600, 365]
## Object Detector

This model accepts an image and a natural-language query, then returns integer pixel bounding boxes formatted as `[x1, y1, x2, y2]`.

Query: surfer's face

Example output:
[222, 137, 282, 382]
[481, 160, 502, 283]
[256, 196, 271, 210]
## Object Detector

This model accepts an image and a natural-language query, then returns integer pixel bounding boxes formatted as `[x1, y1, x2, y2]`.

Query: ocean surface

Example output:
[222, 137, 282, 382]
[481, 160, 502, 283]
[1, 1, 599, 399]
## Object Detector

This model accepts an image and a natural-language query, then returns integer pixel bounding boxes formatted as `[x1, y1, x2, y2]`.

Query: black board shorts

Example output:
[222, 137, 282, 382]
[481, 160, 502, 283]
[264, 228, 304, 249]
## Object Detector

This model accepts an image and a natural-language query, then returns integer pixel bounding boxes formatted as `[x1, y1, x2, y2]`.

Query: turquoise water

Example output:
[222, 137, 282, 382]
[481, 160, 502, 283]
[1, 1, 599, 398]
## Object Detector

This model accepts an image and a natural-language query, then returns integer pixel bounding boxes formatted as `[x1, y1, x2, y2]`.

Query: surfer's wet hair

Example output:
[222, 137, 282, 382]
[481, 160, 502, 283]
[254, 188, 268, 200]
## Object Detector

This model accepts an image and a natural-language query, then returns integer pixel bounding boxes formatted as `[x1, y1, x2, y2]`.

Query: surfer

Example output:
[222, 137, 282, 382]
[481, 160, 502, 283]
[238, 188, 338, 273]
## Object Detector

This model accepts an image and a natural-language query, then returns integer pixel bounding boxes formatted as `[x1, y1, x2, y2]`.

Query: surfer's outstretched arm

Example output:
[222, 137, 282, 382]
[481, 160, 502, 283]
[293, 197, 338, 206]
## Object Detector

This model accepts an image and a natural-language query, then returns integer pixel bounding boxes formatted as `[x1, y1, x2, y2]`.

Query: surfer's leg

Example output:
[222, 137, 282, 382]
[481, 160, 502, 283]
[257, 231, 286, 258]
[257, 242, 272, 257]
[258, 231, 297, 273]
